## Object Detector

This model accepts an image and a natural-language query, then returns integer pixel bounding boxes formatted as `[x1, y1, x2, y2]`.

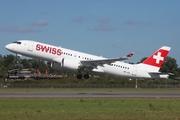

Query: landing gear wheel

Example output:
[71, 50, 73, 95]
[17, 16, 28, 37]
[77, 74, 82, 79]
[84, 74, 89, 79]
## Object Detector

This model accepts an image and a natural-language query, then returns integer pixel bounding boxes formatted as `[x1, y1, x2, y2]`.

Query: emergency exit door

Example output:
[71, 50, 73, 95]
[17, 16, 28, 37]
[28, 41, 34, 51]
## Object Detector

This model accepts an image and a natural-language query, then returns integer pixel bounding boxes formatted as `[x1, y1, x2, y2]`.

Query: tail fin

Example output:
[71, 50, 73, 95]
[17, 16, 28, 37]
[142, 46, 171, 68]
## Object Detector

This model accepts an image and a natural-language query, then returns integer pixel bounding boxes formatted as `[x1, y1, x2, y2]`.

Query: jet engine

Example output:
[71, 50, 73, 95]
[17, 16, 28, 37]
[51, 58, 80, 71]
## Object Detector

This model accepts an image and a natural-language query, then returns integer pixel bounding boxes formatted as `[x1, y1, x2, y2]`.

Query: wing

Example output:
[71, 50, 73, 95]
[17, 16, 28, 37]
[80, 52, 134, 68]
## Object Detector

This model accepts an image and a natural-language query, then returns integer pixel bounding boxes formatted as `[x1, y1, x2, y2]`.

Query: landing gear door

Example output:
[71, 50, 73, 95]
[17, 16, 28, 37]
[28, 41, 34, 52]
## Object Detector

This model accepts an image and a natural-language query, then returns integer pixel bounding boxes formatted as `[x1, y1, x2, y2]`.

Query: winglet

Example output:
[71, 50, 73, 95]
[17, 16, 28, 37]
[125, 52, 134, 58]
[122, 52, 134, 60]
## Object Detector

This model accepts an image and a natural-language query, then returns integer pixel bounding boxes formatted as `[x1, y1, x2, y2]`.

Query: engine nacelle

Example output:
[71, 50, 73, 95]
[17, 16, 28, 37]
[51, 58, 80, 71]
[51, 62, 64, 71]
[63, 58, 80, 70]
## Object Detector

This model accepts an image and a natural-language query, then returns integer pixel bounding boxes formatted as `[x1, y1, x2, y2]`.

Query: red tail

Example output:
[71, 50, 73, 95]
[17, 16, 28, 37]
[142, 46, 171, 68]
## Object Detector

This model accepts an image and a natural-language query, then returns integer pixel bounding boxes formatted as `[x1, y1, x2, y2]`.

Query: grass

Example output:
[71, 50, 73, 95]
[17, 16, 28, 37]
[0, 98, 180, 120]
[0, 88, 180, 119]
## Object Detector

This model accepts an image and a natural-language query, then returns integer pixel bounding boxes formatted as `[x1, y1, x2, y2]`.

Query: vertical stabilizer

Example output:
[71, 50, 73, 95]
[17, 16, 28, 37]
[142, 46, 171, 69]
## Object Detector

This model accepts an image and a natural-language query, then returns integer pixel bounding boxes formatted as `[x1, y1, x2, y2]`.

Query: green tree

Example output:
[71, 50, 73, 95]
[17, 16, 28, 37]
[138, 57, 148, 63]
[178, 67, 180, 77]
[0, 54, 5, 73]
[37, 60, 48, 74]
[30, 59, 48, 74]
[13, 55, 23, 69]
[21, 58, 32, 69]
[3, 54, 15, 71]
[160, 56, 179, 78]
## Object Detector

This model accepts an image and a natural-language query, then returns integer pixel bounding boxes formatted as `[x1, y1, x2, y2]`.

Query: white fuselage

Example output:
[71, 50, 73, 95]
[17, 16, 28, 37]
[5, 40, 169, 79]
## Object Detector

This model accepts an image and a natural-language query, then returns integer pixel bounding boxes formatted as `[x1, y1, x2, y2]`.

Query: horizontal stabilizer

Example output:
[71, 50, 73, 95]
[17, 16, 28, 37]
[148, 72, 174, 75]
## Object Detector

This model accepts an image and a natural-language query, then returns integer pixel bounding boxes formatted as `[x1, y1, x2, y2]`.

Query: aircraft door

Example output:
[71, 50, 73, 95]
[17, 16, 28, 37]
[28, 41, 34, 51]
[132, 66, 137, 76]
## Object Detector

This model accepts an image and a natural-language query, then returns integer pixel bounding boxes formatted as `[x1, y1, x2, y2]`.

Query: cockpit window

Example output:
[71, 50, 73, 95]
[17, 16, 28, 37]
[12, 41, 21, 44]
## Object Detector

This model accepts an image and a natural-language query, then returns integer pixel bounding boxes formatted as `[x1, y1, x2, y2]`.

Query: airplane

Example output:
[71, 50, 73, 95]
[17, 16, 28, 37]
[5, 40, 171, 79]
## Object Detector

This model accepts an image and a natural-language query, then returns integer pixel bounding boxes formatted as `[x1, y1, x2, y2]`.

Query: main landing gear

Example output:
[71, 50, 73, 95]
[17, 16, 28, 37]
[76, 73, 90, 79]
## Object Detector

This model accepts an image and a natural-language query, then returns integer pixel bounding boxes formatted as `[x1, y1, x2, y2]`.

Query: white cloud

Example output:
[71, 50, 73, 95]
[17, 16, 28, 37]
[32, 20, 49, 26]
[72, 16, 84, 23]
[91, 25, 117, 31]
[124, 20, 152, 25]
[97, 18, 110, 23]
[1, 27, 44, 33]
[1, 27, 33, 33]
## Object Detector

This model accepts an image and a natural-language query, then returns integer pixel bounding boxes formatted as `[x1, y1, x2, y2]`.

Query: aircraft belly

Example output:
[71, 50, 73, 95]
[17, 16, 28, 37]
[101, 65, 132, 78]
[136, 71, 150, 79]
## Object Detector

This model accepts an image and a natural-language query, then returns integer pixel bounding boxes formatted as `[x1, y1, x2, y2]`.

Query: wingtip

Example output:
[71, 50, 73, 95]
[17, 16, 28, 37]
[126, 52, 134, 58]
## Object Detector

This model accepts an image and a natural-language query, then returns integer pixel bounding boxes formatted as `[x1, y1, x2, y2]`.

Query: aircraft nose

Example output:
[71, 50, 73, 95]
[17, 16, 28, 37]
[5, 44, 9, 49]
[5, 44, 11, 50]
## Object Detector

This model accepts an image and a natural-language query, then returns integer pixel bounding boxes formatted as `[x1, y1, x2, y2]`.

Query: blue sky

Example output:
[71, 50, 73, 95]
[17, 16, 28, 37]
[1, 0, 180, 66]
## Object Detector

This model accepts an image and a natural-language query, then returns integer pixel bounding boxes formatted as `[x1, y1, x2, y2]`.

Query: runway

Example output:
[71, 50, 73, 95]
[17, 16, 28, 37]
[0, 92, 180, 98]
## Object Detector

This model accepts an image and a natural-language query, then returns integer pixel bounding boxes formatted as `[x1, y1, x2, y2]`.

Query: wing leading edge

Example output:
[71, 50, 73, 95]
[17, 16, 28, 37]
[80, 52, 134, 67]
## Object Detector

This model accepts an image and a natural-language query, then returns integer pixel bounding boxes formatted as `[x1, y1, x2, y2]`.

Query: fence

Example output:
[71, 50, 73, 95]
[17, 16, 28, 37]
[1, 84, 180, 89]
